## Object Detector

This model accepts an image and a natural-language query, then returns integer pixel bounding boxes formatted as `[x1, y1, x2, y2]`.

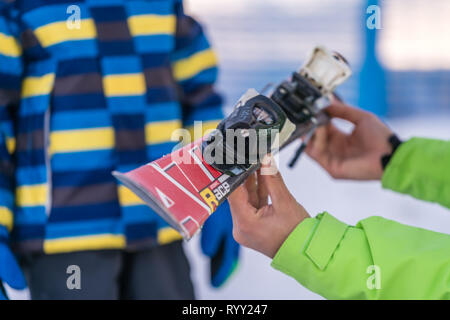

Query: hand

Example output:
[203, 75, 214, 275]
[228, 158, 310, 259]
[306, 98, 393, 180]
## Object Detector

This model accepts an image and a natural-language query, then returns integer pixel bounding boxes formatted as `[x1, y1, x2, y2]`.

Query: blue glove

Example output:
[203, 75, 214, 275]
[0, 241, 28, 300]
[201, 200, 240, 287]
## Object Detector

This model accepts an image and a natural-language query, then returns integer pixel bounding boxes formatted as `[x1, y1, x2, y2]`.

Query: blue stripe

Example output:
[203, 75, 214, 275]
[46, 40, 98, 59]
[57, 58, 100, 76]
[51, 109, 111, 131]
[125, 222, 157, 242]
[16, 114, 44, 133]
[20, 96, 51, 115]
[16, 149, 46, 166]
[51, 150, 115, 171]
[16, 165, 47, 185]
[97, 41, 135, 56]
[49, 202, 121, 222]
[146, 87, 177, 103]
[0, 72, 21, 89]
[90, 4, 127, 22]
[133, 35, 174, 54]
[141, 53, 170, 69]
[15, 207, 47, 224]
[52, 169, 115, 187]
[101, 55, 143, 75]
[52, 93, 106, 111]
[116, 150, 148, 165]
[121, 205, 156, 223]
[46, 218, 123, 239]
[146, 141, 177, 160]
[126, 1, 172, 16]
[11, 223, 45, 241]
[0, 56, 22, 75]
[106, 96, 147, 112]
[26, 59, 56, 77]
[0, 189, 13, 207]
[0, 225, 8, 241]
[145, 102, 182, 122]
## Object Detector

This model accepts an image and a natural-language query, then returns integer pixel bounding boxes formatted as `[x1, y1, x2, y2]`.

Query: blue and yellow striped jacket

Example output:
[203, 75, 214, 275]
[0, 0, 223, 254]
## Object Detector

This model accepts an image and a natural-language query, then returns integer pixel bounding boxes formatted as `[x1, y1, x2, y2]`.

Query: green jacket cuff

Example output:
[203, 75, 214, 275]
[381, 137, 450, 208]
[271, 212, 348, 275]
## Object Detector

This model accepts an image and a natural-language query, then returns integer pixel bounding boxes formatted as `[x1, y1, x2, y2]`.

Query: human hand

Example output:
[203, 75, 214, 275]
[228, 158, 310, 259]
[306, 98, 393, 180]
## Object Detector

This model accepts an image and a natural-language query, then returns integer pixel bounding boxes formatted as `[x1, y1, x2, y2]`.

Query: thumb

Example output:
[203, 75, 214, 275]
[259, 156, 292, 209]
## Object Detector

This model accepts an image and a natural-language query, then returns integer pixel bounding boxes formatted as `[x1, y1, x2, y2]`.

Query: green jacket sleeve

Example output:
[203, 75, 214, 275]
[382, 137, 450, 208]
[271, 212, 450, 299]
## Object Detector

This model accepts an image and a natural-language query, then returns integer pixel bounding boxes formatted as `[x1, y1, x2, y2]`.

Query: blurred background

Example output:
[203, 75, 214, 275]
[181, 0, 450, 299]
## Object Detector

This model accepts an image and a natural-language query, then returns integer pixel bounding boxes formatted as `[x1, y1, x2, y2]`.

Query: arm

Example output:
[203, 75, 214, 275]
[272, 212, 450, 300]
[0, 1, 21, 243]
[0, 2, 28, 299]
[228, 162, 450, 300]
[171, 0, 224, 137]
[382, 138, 450, 208]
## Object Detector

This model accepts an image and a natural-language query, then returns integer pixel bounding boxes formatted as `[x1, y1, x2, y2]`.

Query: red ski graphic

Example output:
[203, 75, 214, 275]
[114, 139, 234, 239]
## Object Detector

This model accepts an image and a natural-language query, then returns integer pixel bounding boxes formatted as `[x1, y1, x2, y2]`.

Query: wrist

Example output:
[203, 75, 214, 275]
[381, 134, 403, 170]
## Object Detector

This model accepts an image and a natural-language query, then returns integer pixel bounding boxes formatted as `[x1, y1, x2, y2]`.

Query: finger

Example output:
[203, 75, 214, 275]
[228, 185, 256, 223]
[245, 172, 259, 208]
[306, 126, 328, 159]
[260, 156, 292, 209]
[326, 101, 368, 124]
[256, 169, 268, 208]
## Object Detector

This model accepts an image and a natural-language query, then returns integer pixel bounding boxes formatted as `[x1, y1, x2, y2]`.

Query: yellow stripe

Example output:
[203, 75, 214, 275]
[158, 227, 182, 244]
[0, 207, 13, 231]
[34, 19, 97, 48]
[103, 73, 146, 97]
[16, 184, 47, 207]
[6, 137, 15, 155]
[128, 14, 175, 36]
[50, 127, 114, 154]
[187, 120, 220, 140]
[44, 234, 126, 254]
[22, 73, 55, 98]
[0, 33, 22, 57]
[118, 185, 144, 206]
[173, 49, 217, 81]
[145, 120, 182, 144]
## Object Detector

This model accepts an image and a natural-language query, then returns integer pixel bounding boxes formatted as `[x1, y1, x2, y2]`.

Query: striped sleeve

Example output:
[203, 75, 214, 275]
[0, 3, 22, 242]
[171, 0, 223, 137]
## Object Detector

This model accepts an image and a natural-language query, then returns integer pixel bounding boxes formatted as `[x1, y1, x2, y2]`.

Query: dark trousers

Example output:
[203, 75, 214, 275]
[19, 241, 195, 300]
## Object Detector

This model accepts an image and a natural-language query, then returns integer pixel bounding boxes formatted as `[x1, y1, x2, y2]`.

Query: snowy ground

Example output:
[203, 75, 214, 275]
[184, 116, 450, 300]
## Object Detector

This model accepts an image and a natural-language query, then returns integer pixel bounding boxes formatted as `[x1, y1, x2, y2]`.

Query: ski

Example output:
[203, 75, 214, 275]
[113, 46, 352, 240]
